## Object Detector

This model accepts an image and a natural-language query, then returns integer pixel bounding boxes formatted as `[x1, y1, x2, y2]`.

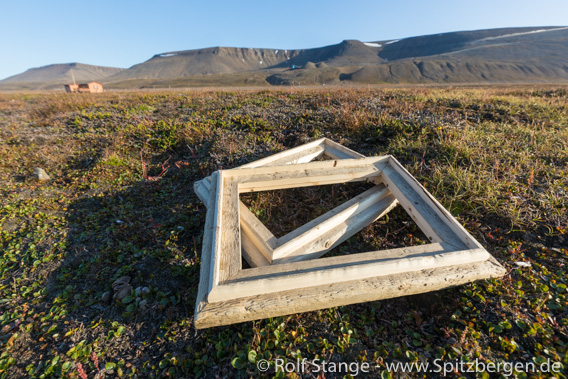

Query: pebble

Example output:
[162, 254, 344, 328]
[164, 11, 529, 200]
[101, 291, 112, 303]
[112, 276, 131, 291]
[112, 276, 133, 301]
[32, 167, 50, 181]
[113, 284, 133, 301]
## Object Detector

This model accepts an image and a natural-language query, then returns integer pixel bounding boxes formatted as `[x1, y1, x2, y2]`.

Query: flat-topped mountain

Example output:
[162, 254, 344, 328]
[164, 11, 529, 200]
[106, 47, 294, 80]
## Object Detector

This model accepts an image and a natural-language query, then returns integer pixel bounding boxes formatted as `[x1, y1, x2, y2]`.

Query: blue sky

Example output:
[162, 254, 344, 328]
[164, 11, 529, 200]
[1, 0, 567, 80]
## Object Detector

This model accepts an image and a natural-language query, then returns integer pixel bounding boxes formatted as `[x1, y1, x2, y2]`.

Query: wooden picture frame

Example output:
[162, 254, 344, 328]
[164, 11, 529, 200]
[194, 156, 505, 328]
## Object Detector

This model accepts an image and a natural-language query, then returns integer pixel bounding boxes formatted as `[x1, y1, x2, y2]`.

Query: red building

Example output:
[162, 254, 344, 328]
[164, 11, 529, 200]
[64, 82, 103, 93]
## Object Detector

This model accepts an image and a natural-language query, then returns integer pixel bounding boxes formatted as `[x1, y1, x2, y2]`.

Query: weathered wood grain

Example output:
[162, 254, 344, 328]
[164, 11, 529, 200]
[207, 247, 489, 302]
[214, 172, 241, 283]
[273, 184, 391, 260]
[194, 172, 217, 317]
[273, 194, 399, 264]
[194, 256, 506, 328]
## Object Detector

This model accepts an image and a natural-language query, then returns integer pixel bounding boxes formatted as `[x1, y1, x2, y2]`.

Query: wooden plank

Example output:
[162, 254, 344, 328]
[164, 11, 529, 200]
[194, 138, 364, 205]
[239, 174, 378, 193]
[380, 162, 467, 250]
[193, 179, 209, 204]
[194, 172, 217, 316]
[239, 202, 277, 262]
[241, 234, 270, 267]
[227, 156, 388, 179]
[388, 157, 484, 250]
[322, 139, 365, 159]
[238, 138, 327, 169]
[260, 145, 325, 166]
[235, 156, 390, 192]
[194, 256, 506, 328]
[273, 194, 399, 264]
[236, 242, 445, 278]
[208, 172, 223, 289]
[207, 246, 490, 302]
[196, 171, 276, 267]
[273, 184, 391, 260]
[214, 172, 242, 283]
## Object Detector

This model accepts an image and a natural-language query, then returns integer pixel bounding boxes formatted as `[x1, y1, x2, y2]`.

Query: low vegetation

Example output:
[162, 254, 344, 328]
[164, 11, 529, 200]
[0, 87, 566, 378]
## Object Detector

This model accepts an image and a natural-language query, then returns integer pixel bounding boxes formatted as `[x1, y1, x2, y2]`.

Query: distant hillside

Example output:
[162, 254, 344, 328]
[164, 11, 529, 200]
[0, 63, 124, 85]
[105, 47, 295, 80]
[271, 27, 568, 85]
[377, 27, 562, 60]
[266, 39, 384, 68]
[106, 39, 385, 83]
[3, 26, 568, 90]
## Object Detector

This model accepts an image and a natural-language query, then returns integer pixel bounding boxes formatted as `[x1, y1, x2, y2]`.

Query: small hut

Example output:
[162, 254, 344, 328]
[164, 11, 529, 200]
[64, 82, 103, 93]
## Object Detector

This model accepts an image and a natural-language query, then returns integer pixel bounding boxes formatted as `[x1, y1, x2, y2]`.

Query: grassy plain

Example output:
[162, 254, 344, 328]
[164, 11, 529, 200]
[0, 87, 566, 378]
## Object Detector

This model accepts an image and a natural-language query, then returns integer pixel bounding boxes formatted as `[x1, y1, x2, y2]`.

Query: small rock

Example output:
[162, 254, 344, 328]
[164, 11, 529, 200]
[32, 167, 50, 181]
[514, 261, 532, 268]
[101, 291, 112, 303]
[141, 287, 150, 295]
[112, 276, 131, 291]
[113, 284, 133, 301]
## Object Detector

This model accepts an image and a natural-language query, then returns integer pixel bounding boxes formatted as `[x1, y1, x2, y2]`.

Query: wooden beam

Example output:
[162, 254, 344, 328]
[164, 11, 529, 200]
[207, 246, 489, 302]
[234, 156, 389, 192]
[380, 162, 466, 250]
[194, 172, 217, 317]
[256, 145, 325, 167]
[193, 179, 209, 204]
[239, 202, 277, 263]
[273, 184, 391, 260]
[226, 156, 386, 179]
[322, 139, 365, 159]
[238, 138, 327, 169]
[194, 256, 506, 328]
[240, 234, 270, 267]
[273, 194, 399, 264]
[387, 157, 484, 250]
[213, 172, 241, 284]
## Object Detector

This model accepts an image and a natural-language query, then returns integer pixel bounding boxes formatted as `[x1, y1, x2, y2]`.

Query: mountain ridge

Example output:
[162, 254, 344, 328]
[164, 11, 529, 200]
[1, 63, 124, 84]
[2, 26, 568, 89]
